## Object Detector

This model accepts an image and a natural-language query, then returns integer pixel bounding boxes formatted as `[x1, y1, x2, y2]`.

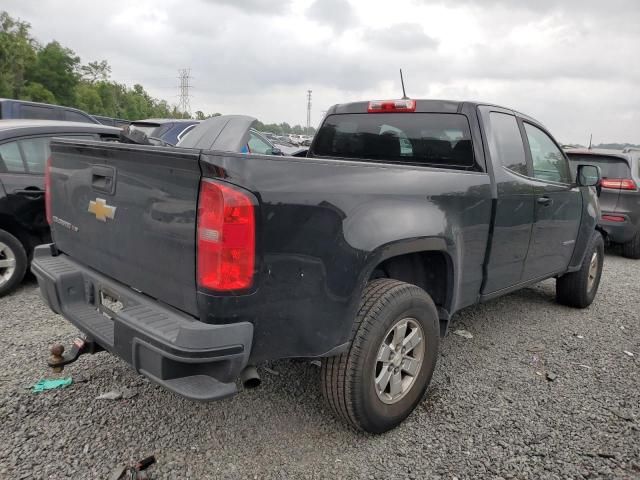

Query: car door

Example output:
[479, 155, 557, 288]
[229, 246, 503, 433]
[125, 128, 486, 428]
[479, 107, 537, 294]
[521, 121, 582, 279]
[0, 137, 48, 239]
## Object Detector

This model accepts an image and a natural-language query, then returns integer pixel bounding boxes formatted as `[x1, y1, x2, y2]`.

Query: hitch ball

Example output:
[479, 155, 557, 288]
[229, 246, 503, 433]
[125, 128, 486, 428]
[49, 344, 65, 373]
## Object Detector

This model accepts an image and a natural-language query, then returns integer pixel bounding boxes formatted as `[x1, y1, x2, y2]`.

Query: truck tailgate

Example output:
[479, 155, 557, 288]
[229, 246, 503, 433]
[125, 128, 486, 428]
[48, 140, 201, 316]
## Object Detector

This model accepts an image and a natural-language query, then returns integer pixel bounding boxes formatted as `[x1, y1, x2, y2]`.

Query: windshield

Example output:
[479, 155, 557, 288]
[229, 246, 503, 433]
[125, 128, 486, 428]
[312, 113, 475, 169]
[129, 124, 159, 137]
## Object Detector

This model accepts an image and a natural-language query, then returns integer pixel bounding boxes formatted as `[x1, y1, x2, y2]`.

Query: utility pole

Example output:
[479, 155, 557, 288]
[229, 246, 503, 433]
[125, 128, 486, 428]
[306, 90, 312, 132]
[178, 68, 192, 117]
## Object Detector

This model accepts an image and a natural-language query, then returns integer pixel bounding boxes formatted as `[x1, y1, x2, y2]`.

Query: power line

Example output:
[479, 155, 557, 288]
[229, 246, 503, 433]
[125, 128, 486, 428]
[306, 90, 312, 131]
[178, 68, 192, 117]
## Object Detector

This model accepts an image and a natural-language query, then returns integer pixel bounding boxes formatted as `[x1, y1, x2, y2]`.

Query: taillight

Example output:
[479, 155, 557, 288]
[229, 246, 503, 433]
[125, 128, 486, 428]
[368, 99, 416, 113]
[197, 179, 256, 292]
[602, 214, 626, 223]
[45, 156, 52, 225]
[600, 178, 637, 190]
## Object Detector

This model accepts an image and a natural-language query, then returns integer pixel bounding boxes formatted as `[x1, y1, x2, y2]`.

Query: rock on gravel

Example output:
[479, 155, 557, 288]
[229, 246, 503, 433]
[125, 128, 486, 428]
[1, 250, 639, 479]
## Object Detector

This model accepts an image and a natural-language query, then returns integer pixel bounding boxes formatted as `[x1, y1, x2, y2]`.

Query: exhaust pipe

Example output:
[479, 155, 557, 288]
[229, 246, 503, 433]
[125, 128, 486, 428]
[240, 365, 261, 389]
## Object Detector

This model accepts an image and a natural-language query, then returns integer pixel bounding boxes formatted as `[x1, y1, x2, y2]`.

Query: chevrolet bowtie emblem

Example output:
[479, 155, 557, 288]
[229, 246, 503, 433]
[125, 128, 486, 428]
[88, 198, 116, 222]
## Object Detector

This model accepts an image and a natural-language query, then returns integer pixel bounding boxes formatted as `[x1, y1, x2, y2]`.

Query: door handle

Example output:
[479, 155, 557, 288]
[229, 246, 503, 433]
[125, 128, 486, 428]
[91, 165, 116, 195]
[537, 196, 552, 206]
[15, 188, 44, 199]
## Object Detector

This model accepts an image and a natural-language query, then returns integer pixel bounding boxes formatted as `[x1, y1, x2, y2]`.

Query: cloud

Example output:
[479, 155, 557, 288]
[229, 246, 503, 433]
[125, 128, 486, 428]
[306, 0, 356, 32]
[1, 0, 639, 142]
[199, 0, 291, 14]
[364, 23, 438, 51]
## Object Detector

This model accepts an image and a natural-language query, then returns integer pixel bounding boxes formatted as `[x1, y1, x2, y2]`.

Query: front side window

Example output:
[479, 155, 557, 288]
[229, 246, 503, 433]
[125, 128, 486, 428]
[524, 123, 571, 183]
[19, 137, 51, 174]
[313, 113, 476, 169]
[247, 132, 273, 155]
[488, 112, 527, 176]
[0, 141, 26, 173]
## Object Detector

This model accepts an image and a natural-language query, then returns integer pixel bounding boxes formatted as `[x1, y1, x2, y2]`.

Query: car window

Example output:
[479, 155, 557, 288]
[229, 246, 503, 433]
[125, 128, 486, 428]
[19, 137, 51, 174]
[567, 154, 630, 179]
[488, 112, 528, 176]
[19, 104, 57, 120]
[524, 123, 571, 183]
[177, 124, 196, 142]
[313, 113, 476, 169]
[63, 110, 91, 123]
[248, 132, 273, 155]
[0, 141, 26, 173]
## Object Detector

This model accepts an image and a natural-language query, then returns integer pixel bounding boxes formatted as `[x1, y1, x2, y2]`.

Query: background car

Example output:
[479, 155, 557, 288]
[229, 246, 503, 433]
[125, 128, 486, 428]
[566, 147, 640, 258]
[0, 98, 99, 124]
[128, 118, 200, 145]
[0, 120, 121, 295]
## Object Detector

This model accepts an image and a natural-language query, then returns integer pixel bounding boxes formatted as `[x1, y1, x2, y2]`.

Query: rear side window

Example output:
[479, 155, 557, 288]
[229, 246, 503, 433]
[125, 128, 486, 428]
[0, 141, 26, 173]
[312, 113, 476, 170]
[567, 154, 631, 179]
[488, 112, 527, 176]
[63, 110, 92, 123]
[19, 104, 57, 120]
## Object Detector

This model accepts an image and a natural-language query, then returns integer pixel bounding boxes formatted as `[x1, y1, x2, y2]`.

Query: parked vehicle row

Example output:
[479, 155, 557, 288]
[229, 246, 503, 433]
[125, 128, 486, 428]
[566, 147, 640, 258]
[0, 120, 121, 295]
[33, 98, 608, 434]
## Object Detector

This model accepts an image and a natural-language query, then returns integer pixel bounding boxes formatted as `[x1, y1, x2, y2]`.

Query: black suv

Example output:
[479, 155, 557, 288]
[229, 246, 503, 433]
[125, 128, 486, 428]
[567, 147, 640, 258]
[0, 120, 120, 295]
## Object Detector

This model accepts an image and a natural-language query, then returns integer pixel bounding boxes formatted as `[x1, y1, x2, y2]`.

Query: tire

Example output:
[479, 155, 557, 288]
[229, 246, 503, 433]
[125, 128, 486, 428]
[622, 231, 640, 259]
[556, 231, 604, 308]
[321, 279, 440, 433]
[0, 229, 28, 297]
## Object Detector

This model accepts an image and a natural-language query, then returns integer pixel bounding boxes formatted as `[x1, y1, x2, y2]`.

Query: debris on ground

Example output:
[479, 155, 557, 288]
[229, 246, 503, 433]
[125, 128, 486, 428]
[263, 366, 280, 376]
[527, 343, 545, 352]
[96, 390, 123, 401]
[623, 351, 634, 357]
[109, 455, 156, 480]
[74, 373, 91, 383]
[32, 378, 73, 393]
[546, 372, 558, 382]
[121, 388, 138, 399]
[453, 329, 473, 339]
[310, 360, 321, 367]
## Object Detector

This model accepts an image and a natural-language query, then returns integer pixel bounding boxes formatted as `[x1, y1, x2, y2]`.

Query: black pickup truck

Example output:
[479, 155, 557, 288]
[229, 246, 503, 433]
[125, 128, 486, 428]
[33, 100, 604, 433]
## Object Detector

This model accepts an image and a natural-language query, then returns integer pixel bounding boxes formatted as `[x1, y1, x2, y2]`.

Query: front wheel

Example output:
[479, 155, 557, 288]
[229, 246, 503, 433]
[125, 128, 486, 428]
[321, 279, 439, 433]
[556, 231, 604, 308]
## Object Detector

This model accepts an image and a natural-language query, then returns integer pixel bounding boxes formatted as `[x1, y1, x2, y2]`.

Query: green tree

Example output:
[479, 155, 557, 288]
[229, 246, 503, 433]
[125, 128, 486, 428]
[18, 81, 55, 103]
[80, 60, 111, 83]
[0, 11, 37, 98]
[26, 40, 79, 105]
[75, 82, 104, 114]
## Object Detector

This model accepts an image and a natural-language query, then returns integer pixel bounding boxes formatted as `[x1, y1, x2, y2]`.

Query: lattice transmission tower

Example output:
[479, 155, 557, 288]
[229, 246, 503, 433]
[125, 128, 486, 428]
[178, 68, 192, 117]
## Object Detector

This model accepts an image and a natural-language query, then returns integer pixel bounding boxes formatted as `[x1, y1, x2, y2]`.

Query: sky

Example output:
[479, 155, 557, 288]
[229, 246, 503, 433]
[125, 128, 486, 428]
[5, 0, 640, 143]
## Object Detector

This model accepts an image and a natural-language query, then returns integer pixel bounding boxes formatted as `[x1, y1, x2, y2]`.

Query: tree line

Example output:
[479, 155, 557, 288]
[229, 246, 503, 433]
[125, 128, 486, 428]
[0, 11, 315, 134]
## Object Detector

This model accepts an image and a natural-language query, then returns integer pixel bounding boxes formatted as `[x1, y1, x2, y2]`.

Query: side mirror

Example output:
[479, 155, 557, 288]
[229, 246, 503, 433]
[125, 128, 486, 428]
[577, 164, 601, 187]
[269, 147, 283, 156]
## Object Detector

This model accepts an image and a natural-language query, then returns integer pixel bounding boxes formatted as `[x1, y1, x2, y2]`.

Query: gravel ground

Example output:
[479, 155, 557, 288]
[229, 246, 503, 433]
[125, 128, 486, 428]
[1, 249, 638, 479]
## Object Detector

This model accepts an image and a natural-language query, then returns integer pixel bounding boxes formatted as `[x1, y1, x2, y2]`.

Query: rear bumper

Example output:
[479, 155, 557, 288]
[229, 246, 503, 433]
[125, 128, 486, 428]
[31, 244, 253, 401]
[599, 214, 638, 244]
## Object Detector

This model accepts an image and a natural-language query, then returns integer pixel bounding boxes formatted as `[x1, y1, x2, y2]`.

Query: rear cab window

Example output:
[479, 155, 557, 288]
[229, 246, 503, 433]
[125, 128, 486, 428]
[312, 113, 477, 170]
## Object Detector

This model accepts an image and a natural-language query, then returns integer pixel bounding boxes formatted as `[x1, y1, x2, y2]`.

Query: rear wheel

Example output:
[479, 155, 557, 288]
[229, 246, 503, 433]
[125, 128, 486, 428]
[556, 231, 604, 308]
[0, 230, 28, 297]
[622, 231, 640, 259]
[321, 279, 439, 433]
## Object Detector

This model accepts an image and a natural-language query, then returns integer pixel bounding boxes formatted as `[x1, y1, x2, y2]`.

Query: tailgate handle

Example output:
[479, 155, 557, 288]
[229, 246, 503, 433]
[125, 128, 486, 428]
[91, 165, 116, 195]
